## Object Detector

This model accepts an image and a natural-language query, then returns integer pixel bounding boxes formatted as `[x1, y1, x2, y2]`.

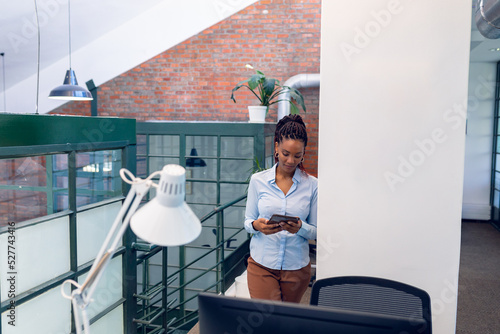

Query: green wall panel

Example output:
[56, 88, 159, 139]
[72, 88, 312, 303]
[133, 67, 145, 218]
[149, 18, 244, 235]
[0, 114, 136, 148]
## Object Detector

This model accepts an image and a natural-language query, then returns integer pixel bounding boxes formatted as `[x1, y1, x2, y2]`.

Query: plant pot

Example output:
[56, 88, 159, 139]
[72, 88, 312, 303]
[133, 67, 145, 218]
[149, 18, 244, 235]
[247, 106, 267, 123]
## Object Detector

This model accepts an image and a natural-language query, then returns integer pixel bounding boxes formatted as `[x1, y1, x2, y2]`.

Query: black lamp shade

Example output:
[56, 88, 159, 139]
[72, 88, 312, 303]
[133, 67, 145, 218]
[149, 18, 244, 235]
[186, 148, 207, 167]
[49, 69, 93, 101]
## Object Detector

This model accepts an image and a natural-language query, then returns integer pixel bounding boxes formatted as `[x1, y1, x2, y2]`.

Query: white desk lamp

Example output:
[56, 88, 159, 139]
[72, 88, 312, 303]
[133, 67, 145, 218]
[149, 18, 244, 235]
[62, 164, 202, 334]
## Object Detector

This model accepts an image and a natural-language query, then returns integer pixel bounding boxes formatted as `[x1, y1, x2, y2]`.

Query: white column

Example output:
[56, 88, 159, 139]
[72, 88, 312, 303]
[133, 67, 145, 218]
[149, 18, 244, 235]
[317, 1, 471, 333]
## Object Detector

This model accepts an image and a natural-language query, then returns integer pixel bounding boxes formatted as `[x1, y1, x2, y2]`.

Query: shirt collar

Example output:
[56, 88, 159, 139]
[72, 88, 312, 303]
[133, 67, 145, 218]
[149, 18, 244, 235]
[268, 163, 303, 184]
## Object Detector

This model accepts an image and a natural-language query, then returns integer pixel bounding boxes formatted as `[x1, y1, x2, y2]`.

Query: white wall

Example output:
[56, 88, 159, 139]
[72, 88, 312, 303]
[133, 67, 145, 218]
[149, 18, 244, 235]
[3, 0, 258, 115]
[462, 62, 495, 220]
[317, 1, 471, 333]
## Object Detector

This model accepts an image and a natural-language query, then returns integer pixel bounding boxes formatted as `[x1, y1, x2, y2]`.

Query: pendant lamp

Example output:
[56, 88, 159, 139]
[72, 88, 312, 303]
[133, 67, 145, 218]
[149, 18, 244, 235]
[186, 148, 207, 167]
[49, 0, 92, 101]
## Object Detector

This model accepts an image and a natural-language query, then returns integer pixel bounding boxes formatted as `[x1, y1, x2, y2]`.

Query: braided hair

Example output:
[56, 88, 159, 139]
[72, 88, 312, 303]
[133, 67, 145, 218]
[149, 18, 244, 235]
[274, 114, 308, 172]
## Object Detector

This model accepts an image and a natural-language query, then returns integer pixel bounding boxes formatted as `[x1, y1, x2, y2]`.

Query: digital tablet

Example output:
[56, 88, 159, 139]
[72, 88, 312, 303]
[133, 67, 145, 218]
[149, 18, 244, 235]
[268, 214, 299, 224]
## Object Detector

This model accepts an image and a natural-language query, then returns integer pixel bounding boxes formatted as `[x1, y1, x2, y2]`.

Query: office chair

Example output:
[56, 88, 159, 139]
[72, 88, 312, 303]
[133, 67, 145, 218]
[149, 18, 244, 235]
[310, 276, 432, 334]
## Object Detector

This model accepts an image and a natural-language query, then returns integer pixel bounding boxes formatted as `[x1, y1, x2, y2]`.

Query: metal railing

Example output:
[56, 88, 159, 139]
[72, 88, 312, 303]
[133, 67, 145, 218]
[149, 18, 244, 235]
[134, 194, 249, 334]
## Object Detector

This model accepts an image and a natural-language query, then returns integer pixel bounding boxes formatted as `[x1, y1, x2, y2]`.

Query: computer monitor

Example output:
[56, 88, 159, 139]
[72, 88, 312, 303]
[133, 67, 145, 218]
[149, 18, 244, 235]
[197, 292, 428, 334]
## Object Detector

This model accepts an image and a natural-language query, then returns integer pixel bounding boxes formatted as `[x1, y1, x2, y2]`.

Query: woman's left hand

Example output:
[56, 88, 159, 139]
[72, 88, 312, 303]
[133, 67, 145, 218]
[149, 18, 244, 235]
[279, 219, 302, 234]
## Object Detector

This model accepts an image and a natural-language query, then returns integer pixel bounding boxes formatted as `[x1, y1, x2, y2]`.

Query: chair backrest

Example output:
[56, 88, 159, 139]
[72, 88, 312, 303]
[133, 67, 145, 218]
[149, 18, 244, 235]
[310, 276, 432, 334]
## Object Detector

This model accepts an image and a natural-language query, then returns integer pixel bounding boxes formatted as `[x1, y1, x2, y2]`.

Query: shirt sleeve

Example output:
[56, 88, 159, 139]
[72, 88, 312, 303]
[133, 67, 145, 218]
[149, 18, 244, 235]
[244, 175, 260, 234]
[296, 182, 318, 240]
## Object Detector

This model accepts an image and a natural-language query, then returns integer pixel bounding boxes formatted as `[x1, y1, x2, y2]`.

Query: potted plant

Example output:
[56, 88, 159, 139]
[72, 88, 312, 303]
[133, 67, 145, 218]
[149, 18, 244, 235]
[230, 64, 306, 123]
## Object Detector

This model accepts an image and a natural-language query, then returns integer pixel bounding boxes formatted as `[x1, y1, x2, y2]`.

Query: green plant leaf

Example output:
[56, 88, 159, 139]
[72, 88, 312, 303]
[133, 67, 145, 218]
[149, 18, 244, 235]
[248, 74, 264, 90]
[236, 78, 251, 86]
[230, 84, 245, 103]
[289, 102, 299, 115]
[289, 89, 307, 113]
[245, 157, 268, 186]
[231, 84, 263, 104]
[231, 67, 299, 109]
[262, 78, 277, 98]
[268, 87, 286, 104]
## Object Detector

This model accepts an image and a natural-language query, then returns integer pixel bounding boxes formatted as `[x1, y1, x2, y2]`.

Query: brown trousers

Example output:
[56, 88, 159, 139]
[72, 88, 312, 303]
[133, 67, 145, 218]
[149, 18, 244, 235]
[246, 256, 311, 303]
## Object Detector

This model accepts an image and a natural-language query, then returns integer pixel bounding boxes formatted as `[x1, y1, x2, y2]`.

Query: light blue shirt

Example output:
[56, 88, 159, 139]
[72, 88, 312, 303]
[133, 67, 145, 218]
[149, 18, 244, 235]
[244, 163, 318, 270]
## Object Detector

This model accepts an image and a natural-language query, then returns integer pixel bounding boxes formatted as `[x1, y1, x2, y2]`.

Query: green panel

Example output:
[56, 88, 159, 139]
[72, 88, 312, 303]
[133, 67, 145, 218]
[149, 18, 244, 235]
[137, 122, 275, 137]
[0, 114, 136, 148]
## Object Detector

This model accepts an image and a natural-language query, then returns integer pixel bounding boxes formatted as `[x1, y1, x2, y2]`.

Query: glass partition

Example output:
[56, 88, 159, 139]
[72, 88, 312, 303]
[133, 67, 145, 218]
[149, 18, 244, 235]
[136, 122, 274, 329]
[492, 61, 500, 227]
[78, 256, 123, 319]
[220, 136, 253, 158]
[0, 114, 136, 334]
[0, 216, 70, 301]
[265, 135, 275, 168]
[0, 156, 52, 226]
[88, 304, 124, 334]
[75, 150, 123, 208]
[77, 201, 123, 266]
[186, 136, 217, 157]
[1, 285, 72, 334]
[150, 135, 180, 156]
[0, 150, 123, 226]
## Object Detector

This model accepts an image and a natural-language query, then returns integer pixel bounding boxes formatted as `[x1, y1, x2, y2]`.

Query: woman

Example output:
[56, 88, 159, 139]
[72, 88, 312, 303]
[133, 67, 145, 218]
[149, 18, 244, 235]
[244, 114, 318, 303]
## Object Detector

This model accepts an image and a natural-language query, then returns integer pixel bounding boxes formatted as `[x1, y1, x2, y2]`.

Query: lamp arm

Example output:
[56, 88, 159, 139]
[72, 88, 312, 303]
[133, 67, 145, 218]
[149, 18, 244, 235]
[81, 180, 151, 304]
[62, 178, 152, 334]
[61, 166, 192, 334]
[87, 182, 139, 273]
[90, 168, 159, 266]
[71, 296, 88, 334]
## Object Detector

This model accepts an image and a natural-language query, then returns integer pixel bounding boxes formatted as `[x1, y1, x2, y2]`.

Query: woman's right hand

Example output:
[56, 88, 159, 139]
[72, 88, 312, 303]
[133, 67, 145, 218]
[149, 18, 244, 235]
[252, 218, 282, 235]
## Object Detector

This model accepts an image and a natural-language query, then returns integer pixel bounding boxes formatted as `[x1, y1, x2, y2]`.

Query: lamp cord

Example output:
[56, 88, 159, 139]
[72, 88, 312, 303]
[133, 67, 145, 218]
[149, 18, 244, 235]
[62, 279, 90, 334]
[1, 53, 5, 112]
[68, 0, 72, 70]
[120, 168, 161, 187]
[34, 0, 40, 114]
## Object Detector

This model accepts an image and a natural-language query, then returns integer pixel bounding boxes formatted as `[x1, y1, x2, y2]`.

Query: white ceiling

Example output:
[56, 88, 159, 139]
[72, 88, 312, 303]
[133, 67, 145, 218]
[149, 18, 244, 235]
[0, 0, 167, 91]
[1, 1, 500, 97]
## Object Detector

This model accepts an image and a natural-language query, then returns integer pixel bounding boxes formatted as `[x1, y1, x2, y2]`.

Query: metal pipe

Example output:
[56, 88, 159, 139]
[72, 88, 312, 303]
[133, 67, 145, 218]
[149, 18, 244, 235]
[86, 79, 99, 116]
[475, 0, 500, 39]
[277, 73, 320, 121]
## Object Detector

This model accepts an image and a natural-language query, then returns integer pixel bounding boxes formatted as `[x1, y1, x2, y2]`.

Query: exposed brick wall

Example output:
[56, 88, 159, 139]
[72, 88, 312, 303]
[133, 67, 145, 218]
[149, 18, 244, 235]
[50, 0, 321, 176]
